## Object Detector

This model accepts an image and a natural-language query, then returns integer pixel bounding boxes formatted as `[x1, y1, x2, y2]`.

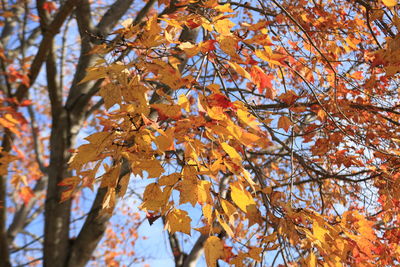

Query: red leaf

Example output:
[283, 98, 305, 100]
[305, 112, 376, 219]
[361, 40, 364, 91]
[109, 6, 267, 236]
[43, 2, 57, 13]
[208, 93, 233, 109]
[201, 40, 217, 53]
[146, 211, 161, 225]
[186, 19, 201, 29]
[250, 66, 275, 99]
[20, 100, 32, 106]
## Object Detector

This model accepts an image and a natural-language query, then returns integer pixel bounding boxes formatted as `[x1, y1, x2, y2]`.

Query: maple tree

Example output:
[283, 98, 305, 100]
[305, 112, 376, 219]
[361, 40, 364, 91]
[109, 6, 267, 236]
[1, 0, 400, 266]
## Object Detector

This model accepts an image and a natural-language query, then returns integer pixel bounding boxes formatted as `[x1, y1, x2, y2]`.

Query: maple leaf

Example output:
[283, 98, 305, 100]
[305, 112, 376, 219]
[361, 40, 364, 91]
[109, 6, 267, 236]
[159, 173, 181, 186]
[230, 182, 256, 213]
[278, 116, 292, 132]
[165, 209, 191, 235]
[247, 247, 262, 261]
[204, 236, 225, 267]
[146, 211, 161, 225]
[216, 210, 234, 237]
[201, 39, 217, 53]
[382, 0, 397, 7]
[20, 186, 34, 205]
[217, 34, 240, 60]
[221, 199, 237, 223]
[228, 61, 252, 80]
[101, 188, 116, 214]
[278, 90, 299, 105]
[214, 19, 235, 35]
[208, 93, 234, 109]
[8, 0, 400, 265]
[151, 103, 182, 121]
[306, 252, 317, 267]
[0, 150, 18, 176]
[140, 183, 171, 211]
[221, 142, 242, 164]
[155, 127, 175, 150]
[58, 176, 81, 202]
[250, 66, 275, 98]
[177, 179, 212, 206]
[186, 18, 202, 29]
[202, 204, 213, 226]
[43, 1, 57, 13]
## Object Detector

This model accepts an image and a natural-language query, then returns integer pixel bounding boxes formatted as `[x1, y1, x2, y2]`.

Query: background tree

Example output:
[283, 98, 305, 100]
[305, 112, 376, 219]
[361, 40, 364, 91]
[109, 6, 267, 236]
[1, 0, 400, 266]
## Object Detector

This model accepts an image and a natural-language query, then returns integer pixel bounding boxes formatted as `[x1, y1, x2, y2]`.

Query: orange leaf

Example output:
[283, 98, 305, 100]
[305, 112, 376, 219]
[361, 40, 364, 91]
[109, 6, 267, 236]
[20, 186, 34, 205]
[278, 116, 291, 132]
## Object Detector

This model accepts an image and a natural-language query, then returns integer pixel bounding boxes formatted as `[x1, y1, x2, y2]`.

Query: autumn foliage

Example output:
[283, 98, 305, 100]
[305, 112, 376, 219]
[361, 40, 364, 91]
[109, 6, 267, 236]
[1, 0, 400, 266]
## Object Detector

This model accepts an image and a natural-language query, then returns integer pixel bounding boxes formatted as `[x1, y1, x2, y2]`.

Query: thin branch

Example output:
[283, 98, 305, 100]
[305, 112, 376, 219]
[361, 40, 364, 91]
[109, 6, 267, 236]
[27, 104, 47, 174]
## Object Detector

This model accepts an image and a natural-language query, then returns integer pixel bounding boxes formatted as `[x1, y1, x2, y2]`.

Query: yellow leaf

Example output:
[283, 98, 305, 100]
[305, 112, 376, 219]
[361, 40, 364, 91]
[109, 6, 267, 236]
[217, 34, 240, 60]
[79, 66, 108, 84]
[204, 236, 225, 267]
[99, 83, 121, 109]
[228, 61, 252, 80]
[134, 159, 164, 178]
[177, 180, 198, 206]
[239, 131, 261, 146]
[214, 19, 235, 35]
[207, 83, 221, 92]
[248, 247, 262, 261]
[159, 173, 181, 186]
[236, 108, 261, 131]
[100, 163, 121, 188]
[151, 103, 182, 120]
[229, 252, 246, 267]
[214, 3, 234, 12]
[221, 142, 242, 163]
[177, 179, 212, 206]
[255, 48, 284, 66]
[140, 183, 171, 211]
[197, 180, 213, 204]
[216, 210, 234, 237]
[201, 17, 213, 31]
[194, 225, 211, 235]
[313, 221, 328, 242]
[230, 182, 256, 212]
[278, 116, 292, 132]
[307, 252, 317, 267]
[4, 114, 19, 124]
[221, 199, 237, 219]
[155, 128, 175, 152]
[179, 42, 201, 58]
[202, 204, 213, 225]
[178, 94, 190, 112]
[101, 187, 116, 214]
[383, 0, 397, 7]
[117, 173, 130, 198]
[165, 209, 191, 235]
[207, 106, 227, 121]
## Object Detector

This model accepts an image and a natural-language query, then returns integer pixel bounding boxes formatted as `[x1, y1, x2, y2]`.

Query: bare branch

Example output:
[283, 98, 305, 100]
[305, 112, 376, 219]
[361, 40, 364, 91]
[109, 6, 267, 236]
[14, 0, 79, 102]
